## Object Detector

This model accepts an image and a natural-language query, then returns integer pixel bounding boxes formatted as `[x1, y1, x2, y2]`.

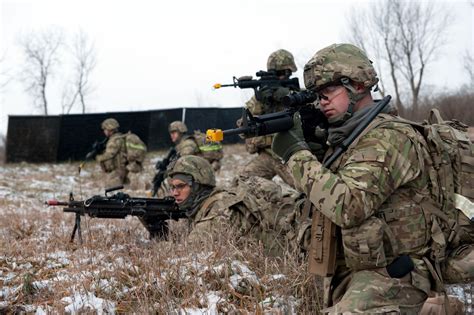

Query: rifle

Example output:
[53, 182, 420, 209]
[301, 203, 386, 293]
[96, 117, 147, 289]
[151, 147, 178, 197]
[78, 137, 108, 173]
[85, 137, 108, 160]
[46, 185, 187, 244]
[206, 89, 327, 149]
[213, 70, 300, 103]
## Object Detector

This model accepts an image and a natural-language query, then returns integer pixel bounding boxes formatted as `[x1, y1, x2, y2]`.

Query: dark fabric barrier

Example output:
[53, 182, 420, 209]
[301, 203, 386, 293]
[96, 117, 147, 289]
[56, 111, 151, 161]
[6, 107, 243, 163]
[6, 116, 61, 163]
[148, 109, 183, 150]
[184, 107, 244, 144]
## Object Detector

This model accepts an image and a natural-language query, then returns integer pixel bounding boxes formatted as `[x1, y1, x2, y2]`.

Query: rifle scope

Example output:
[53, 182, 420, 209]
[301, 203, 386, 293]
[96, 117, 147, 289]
[282, 90, 317, 107]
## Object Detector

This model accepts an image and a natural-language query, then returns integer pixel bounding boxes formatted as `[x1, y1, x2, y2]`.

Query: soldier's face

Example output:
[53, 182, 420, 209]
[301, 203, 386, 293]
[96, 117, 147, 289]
[318, 85, 349, 118]
[170, 178, 191, 204]
[103, 129, 113, 137]
[170, 131, 181, 143]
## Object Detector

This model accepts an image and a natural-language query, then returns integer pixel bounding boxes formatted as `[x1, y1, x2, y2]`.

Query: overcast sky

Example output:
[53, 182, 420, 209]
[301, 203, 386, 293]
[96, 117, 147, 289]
[1, 0, 472, 136]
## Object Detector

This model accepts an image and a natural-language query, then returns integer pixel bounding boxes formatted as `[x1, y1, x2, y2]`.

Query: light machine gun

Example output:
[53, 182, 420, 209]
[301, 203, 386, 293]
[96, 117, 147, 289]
[46, 185, 187, 244]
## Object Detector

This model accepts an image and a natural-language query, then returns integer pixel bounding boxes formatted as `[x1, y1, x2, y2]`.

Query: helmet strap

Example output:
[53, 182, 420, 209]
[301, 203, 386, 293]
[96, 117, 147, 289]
[341, 77, 369, 116]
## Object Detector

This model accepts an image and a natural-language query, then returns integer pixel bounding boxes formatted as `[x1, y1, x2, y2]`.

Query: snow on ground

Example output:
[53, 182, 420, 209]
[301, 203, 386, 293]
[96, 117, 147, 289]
[0, 144, 472, 313]
[0, 145, 305, 313]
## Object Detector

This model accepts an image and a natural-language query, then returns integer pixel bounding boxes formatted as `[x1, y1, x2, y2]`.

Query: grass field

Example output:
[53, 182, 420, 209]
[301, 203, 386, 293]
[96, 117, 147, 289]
[0, 144, 323, 314]
[0, 144, 471, 313]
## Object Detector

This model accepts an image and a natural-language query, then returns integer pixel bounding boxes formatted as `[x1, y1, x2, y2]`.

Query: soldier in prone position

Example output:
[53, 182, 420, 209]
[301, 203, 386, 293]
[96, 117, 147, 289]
[271, 43, 444, 313]
[167, 155, 306, 256]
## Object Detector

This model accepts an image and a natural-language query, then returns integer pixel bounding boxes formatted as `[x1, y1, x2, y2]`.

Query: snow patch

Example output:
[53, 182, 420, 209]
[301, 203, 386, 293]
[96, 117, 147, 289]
[61, 291, 116, 314]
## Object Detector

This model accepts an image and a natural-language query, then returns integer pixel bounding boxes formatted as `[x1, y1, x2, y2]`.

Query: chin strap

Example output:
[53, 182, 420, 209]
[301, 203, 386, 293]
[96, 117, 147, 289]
[327, 77, 371, 126]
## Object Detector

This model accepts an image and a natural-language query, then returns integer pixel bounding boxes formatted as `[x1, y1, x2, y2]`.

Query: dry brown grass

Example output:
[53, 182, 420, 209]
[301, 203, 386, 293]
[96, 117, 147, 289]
[0, 144, 322, 313]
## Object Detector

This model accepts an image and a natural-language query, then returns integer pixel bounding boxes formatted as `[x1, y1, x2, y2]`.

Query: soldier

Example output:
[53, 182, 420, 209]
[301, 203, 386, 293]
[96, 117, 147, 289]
[169, 121, 200, 156]
[153, 121, 223, 197]
[96, 118, 129, 187]
[271, 43, 441, 313]
[167, 155, 303, 256]
[235, 49, 299, 188]
[148, 121, 224, 239]
[169, 121, 223, 171]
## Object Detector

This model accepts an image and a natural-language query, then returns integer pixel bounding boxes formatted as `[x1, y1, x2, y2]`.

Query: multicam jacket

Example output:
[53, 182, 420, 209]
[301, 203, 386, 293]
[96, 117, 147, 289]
[96, 132, 127, 173]
[188, 176, 300, 256]
[288, 113, 436, 272]
[176, 135, 200, 156]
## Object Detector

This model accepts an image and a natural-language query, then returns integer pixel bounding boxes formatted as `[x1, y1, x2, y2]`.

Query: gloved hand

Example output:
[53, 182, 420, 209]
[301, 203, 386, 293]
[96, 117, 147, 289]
[271, 112, 309, 162]
[258, 86, 277, 104]
[259, 86, 291, 105]
[307, 142, 326, 161]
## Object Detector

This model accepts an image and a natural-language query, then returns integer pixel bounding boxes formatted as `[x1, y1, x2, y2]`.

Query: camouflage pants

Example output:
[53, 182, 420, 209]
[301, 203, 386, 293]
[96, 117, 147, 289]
[105, 168, 129, 188]
[238, 150, 295, 188]
[324, 263, 430, 314]
[442, 244, 474, 284]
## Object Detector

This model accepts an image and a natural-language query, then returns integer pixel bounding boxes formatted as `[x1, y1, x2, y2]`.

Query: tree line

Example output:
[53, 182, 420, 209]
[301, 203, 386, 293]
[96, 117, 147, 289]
[2, 0, 472, 125]
[346, 0, 473, 125]
[12, 27, 97, 115]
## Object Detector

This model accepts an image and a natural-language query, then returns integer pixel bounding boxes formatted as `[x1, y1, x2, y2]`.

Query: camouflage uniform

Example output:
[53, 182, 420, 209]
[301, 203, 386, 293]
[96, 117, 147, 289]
[275, 44, 437, 313]
[237, 49, 299, 188]
[96, 118, 128, 187]
[154, 122, 200, 199]
[169, 156, 302, 256]
[176, 135, 200, 156]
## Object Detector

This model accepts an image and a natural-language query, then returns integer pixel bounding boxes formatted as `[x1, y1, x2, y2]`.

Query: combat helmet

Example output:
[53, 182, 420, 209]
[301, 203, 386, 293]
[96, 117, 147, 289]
[303, 43, 378, 92]
[169, 155, 216, 187]
[101, 118, 120, 131]
[304, 43, 379, 120]
[267, 49, 297, 72]
[168, 121, 188, 134]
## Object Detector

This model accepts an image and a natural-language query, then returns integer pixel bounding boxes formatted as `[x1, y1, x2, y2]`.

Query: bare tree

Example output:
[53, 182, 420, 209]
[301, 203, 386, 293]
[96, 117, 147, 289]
[463, 50, 473, 88]
[18, 28, 64, 115]
[0, 51, 12, 91]
[346, 0, 450, 111]
[63, 29, 97, 114]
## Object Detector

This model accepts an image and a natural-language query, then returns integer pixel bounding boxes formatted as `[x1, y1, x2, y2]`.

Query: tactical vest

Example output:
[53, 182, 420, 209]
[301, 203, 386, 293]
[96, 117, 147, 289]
[193, 131, 224, 162]
[321, 112, 474, 289]
[176, 135, 200, 156]
[324, 115, 436, 271]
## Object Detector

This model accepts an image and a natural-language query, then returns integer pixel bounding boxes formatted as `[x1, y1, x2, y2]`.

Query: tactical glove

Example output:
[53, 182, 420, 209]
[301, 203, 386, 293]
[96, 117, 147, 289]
[271, 112, 309, 162]
[307, 142, 326, 161]
[259, 86, 291, 105]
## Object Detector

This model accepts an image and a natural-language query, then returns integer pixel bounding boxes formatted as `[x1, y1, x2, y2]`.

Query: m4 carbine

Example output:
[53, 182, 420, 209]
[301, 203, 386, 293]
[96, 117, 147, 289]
[213, 70, 300, 103]
[46, 185, 187, 244]
[85, 137, 108, 160]
[78, 137, 108, 173]
[151, 147, 178, 197]
[207, 89, 326, 147]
